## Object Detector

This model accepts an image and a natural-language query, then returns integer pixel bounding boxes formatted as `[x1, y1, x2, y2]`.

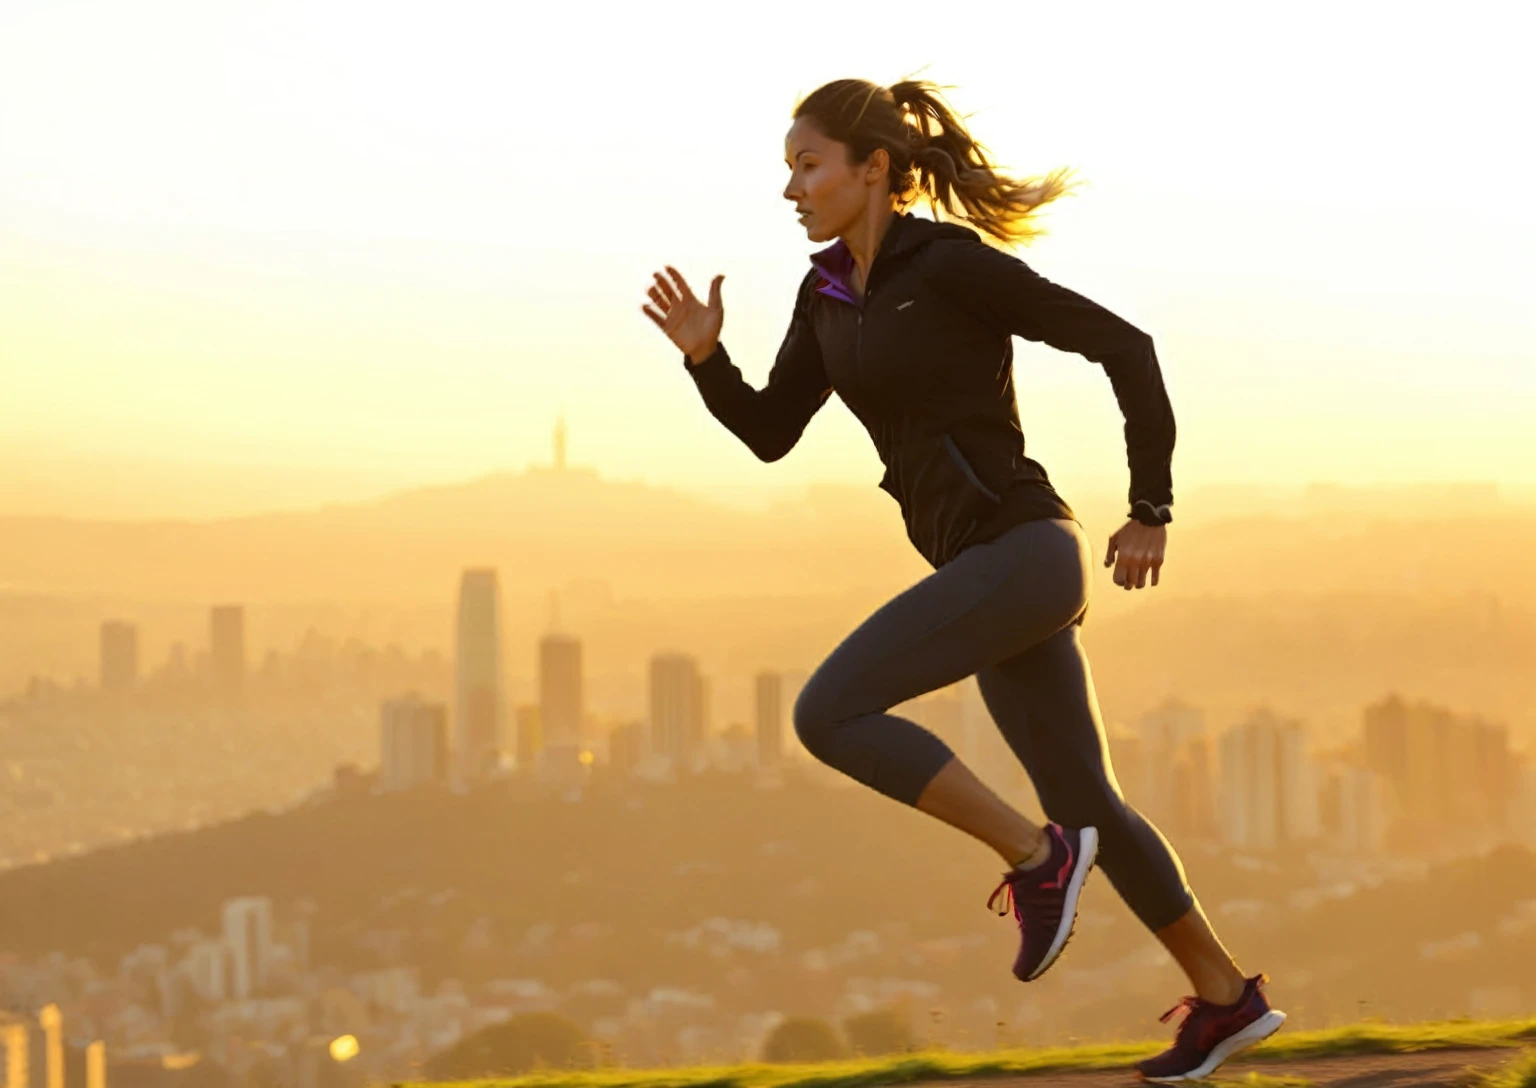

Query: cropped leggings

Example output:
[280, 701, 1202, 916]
[792, 516, 1195, 933]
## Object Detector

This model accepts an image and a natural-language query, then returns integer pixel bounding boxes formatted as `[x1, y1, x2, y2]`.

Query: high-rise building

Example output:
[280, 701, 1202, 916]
[1334, 766, 1388, 854]
[37, 1005, 62, 1088]
[754, 671, 783, 767]
[99, 620, 139, 692]
[184, 939, 231, 1002]
[649, 652, 705, 769]
[539, 632, 584, 766]
[221, 897, 273, 1000]
[608, 720, 646, 774]
[1, 1014, 27, 1088]
[514, 703, 543, 769]
[210, 605, 245, 692]
[1511, 758, 1536, 848]
[454, 569, 505, 781]
[380, 695, 450, 791]
[1134, 697, 1210, 830]
[1217, 709, 1318, 851]
[1363, 694, 1516, 837]
[1169, 734, 1218, 840]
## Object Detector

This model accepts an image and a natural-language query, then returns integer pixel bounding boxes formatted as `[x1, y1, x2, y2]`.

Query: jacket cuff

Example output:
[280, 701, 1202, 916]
[683, 343, 729, 374]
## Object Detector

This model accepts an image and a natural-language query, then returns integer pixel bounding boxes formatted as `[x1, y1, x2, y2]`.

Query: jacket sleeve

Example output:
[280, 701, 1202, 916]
[926, 237, 1176, 511]
[682, 269, 834, 463]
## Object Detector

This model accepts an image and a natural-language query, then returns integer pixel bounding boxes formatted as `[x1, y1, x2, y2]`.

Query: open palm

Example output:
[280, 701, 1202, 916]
[641, 265, 724, 365]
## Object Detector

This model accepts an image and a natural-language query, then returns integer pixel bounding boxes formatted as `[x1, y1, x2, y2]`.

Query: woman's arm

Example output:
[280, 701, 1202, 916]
[684, 269, 834, 463]
[925, 238, 1176, 518]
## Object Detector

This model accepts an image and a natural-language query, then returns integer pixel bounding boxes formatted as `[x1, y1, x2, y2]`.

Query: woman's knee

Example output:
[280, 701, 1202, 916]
[1045, 777, 1134, 837]
[791, 673, 839, 758]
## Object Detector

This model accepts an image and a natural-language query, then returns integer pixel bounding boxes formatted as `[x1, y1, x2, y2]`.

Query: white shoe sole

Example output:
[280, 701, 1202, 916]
[1140, 1008, 1289, 1082]
[1024, 825, 1099, 981]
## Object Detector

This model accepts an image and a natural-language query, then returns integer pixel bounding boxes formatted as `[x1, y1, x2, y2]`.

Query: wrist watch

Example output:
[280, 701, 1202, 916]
[1130, 499, 1173, 526]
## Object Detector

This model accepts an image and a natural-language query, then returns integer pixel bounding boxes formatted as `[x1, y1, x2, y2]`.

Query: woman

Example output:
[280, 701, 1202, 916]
[640, 77, 1285, 1083]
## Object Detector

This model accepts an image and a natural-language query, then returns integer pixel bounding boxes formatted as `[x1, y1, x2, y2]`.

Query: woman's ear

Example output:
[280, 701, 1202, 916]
[866, 146, 891, 185]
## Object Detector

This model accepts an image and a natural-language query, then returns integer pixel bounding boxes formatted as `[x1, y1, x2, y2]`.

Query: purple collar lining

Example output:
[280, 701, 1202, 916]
[809, 239, 860, 306]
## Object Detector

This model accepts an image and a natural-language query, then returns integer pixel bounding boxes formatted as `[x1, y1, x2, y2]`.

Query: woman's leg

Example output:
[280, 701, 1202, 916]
[976, 622, 1247, 1004]
[791, 518, 1088, 866]
[913, 756, 1049, 868]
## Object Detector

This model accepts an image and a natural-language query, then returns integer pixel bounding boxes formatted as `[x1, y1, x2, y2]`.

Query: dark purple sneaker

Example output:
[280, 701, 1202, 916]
[986, 823, 1098, 981]
[1135, 973, 1287, 1082]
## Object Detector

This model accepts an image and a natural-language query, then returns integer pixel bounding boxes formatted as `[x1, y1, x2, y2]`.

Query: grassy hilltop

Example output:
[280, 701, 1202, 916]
[402, 1016, 1536, 1088]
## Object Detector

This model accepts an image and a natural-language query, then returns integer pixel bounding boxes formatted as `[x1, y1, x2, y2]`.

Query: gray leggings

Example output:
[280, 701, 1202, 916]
[793, 517, 1195, 933]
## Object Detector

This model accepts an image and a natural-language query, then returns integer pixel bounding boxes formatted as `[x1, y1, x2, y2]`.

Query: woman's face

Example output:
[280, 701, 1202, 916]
[783, 115, 887, 244]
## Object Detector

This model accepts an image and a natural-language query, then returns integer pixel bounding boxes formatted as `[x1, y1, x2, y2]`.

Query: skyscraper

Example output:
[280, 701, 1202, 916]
[210, 605, 245, 692]
[1363, 694, 1516, 835]
[222, 897, 273, 1000]
[454, 569, 505, 781]
[539, 632, 584, 767]
[99, 620, 139, 692]
[1218, 708, 1317, 851]
[649, 652, 705, 769]
[1134, 697, 1210, 830]
[515, 703, 543, 769]
[380, 694, 450, 791]
[754, 671, 783, 767]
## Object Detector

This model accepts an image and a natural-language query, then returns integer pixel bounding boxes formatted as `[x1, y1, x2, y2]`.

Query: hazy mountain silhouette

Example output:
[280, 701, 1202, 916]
[0, 465, 927, 603]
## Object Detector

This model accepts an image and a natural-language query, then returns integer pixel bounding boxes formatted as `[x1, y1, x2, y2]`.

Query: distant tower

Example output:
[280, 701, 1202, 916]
[649, 653, 706, 770]
[38, 1005, 62, 1088]
[100, 620, 139, 692]
[210, 605, 245, 693]
[454, 569, 505, 781]
[754, 671, 783, 768]
[553, 413, 567, 471]
[539, 634, 583, 756]
[1, 1014, 26, 1088]
[222, 897, 273, 1000]
[380, 694, 450, 791]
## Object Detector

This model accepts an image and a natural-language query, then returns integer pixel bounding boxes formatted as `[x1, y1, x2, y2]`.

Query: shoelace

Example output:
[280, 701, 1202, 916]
[1159, 994, 1205, 1025]
[986, 879, 1020, 919]
[986, 868, 1063, 920]
[1158, 973, 1266, 1032]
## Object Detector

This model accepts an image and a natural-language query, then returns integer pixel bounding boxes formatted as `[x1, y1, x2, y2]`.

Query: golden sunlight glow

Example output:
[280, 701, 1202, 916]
[2, 0, 1532, 518]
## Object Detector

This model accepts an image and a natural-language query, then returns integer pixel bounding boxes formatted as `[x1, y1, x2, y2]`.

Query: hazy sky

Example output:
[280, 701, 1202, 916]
[3, 0, 1533, 518]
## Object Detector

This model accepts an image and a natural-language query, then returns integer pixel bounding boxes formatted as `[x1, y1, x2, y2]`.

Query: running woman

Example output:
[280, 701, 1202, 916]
[640, 77, 1286, 1082]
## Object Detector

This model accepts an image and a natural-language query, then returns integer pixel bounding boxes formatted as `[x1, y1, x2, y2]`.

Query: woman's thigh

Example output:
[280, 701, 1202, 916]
[796, 518, 1090, 728]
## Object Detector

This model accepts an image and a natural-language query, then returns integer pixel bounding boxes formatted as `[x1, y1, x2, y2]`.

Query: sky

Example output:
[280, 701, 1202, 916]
[2, 0, 1534, 519]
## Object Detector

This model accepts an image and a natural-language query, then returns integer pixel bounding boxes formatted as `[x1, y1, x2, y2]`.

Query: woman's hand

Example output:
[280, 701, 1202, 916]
[641, 265, 725, 366]
[1105, 520, 1167, 590]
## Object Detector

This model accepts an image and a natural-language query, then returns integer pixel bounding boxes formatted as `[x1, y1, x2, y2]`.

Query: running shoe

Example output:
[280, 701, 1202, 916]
[986, 822, 1099, 981]
[1135, 972, 1288, 1082]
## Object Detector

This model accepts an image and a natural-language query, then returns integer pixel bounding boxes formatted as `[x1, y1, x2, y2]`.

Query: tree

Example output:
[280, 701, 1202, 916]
[423, 1011, 589, 1079]
[761, 1017, 847, 1063]
[843, 1006, 916, 1056]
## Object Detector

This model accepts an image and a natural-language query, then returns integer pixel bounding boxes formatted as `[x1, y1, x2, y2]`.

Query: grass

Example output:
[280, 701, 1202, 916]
[400, 1017, 1536, 1088]
[1460, 1049, 1536, 1088]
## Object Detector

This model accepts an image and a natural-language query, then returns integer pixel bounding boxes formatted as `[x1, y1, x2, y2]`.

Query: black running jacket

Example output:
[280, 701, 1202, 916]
[682, 210, 1176, 569]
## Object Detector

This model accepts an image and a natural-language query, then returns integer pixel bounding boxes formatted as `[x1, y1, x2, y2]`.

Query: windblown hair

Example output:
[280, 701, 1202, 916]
[792, 77, 1080, 246]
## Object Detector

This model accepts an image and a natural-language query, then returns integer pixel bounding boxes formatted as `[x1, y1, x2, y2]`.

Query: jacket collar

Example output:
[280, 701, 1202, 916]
[809, 211, 968, 303]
